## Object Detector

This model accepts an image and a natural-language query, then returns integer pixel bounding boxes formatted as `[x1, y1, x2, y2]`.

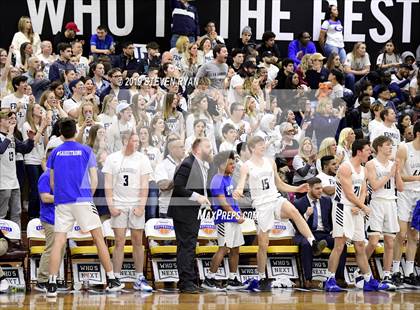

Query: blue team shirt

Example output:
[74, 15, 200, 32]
[210, 174, 240, 224]
[47, 141, 97, 205]
[38, 169, 55, 225]
[90, 34, 114, 52]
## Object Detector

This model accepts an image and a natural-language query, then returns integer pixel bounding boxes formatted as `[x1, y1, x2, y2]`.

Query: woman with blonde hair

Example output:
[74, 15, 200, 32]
[76, 101, 101, 143]
[181, 42, 202, 91]
[316, 137, 337, 171]
[296, 54, 312, 85]
[243, 95, 261, 132]
[344, 42, 371, 92]
[39, 90, 67, 126]
[22, 103, 50, 218]
[170, 36, 190, 71]
[336, 127, 356, 164]
[292, 137, 318, 195]
[11, 16, 41, 57]
[243, 76, 266, 112]
[98, 94, 118, 130]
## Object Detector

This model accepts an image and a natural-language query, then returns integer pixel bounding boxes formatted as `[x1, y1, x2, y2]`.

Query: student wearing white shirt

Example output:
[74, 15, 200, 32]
[63, 79, 86, 119]
[138, 127, 163, 220]
[219, 123, 237, 152]
[107, 102, 135, 153]
[21, 104, 50, 219]
[220, 103, 250, 143]
[75, 101, 102, 144]
[368, 103, 384, 138]
[11, 17, 42, 57]
[370, 108, 400, 158]
[155, 138, 185, 217]
[98, 94, 118, 131]
[344, 42, 371, 92]
[1, 76, 30, 131]
[184, 119, 206, 155]
[316, 155, 338, 198]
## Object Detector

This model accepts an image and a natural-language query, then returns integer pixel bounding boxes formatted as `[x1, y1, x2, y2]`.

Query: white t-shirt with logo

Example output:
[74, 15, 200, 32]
[1, 93, 29, 131]
[321, 20, 344, 48]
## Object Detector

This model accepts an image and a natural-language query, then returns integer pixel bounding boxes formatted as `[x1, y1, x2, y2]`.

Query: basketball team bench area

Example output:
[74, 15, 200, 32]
[0, 218, 419, 309]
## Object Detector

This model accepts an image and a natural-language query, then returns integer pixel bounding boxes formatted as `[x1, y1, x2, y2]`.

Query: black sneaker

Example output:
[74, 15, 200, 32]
[403, 273, 420, 288]
[46, 282, 57, 297]
[106, 277, 124, 292]
[34, 282, 47, 293]
[226, 277, 247, 290]
[392, 272, 403, 288]
[257, 278, 272, 292]
[201, 277, 224, 291]
[381, 276, 396, 291]
[56, 279, 69, 291]
[312, 240, 328, 257]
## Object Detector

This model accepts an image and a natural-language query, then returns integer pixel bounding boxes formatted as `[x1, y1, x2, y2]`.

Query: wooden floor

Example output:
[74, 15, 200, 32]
[1, 290, 419, 310]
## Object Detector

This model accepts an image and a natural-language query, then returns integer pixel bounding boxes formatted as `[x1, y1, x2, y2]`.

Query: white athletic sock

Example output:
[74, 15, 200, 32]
[405, 261, 414, 275]
[114, 272, 121, 279]
[383, 271, 391, 278]
[49, 275, 57, 284]
[307, 236, 315, 245]
[207, 272, 216, 279]
[363, 273, 372, 282]
[392, 261, 400, 274]
[229, 273, 238, 280]
[326, 271, 335, 279]
[259, 272, 266, 280]
[136, 272, 144, 279]
[107, 271, 115, 279]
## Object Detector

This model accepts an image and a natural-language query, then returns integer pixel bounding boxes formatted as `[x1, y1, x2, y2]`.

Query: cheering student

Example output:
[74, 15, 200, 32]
[202, 151, 246, 291]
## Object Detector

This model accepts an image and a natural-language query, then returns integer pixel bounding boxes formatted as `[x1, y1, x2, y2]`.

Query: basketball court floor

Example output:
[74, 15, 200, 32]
[1, 290, 419, 309]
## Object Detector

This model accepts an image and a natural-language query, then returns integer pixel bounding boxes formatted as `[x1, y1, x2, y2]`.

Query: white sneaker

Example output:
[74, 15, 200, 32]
[133, 276, 153, 292]
[0, 279, 9, 293]
[353, 268, 364, 289]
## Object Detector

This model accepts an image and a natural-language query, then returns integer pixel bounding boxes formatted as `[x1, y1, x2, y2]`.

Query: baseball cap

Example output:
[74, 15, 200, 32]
[116, 101, 132, 114]
[310, 53, 326, 61]
[65, 22, 80, 33]
[69, 79, 84, 92]
[262, 51, 274, 58]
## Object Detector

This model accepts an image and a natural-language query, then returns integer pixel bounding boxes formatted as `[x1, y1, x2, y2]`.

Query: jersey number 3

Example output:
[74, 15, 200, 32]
[123, 175, 129, 186]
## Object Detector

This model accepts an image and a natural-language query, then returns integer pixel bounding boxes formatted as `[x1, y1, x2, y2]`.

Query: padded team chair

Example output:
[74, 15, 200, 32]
[195, 219, 218, 255]
[0, 219, 28, 289]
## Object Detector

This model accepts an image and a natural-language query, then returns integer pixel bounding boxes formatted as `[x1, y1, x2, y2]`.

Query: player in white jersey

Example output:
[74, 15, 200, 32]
[325, 139, 389, 292]
[102, 132, 153, 291]
[370, 108, 400, 158]
[364, 136, 403, 289]
[234, 136, 327, 292]
[392, 121, 420, 287]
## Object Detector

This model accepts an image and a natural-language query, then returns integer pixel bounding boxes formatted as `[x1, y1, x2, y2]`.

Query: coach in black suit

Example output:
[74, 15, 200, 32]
[293, 177, 347, 288]
[168, 138, 213, 293]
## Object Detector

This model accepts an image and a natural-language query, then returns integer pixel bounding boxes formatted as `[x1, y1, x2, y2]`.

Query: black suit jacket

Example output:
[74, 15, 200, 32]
[294, 195, 333, 234]
[167, 154, 210, 224]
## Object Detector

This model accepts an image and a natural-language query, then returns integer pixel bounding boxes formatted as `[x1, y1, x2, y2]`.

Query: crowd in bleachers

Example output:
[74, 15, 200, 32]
[0, 0, 419, 295]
